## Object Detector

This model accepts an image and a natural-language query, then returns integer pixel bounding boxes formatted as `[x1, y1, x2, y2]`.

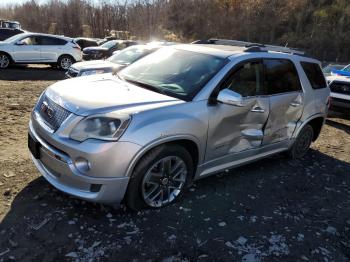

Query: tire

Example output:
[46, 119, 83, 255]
[0, 53, 11, 69]
[288, 124, 314, 159]
[125, 144, 193, 211]
[57, 55, 74, 70]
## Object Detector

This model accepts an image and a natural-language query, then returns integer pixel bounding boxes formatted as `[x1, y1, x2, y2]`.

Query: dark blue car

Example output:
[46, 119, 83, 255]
[330, 64, 350, 77]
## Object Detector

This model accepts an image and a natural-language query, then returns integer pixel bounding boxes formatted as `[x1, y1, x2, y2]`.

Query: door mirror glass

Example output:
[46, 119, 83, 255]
[217, 89, 244, 106]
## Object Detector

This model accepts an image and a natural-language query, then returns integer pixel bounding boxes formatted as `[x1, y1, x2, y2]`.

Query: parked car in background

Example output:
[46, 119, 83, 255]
[0, 19, 21, 29]
[82, 40, 138, 60]
[28, 41, 329, 210]
[74, 37, 106, 49]
[327, 75, 350, 110]
[0, 28, 26, 41]
[0, 33, 82, 69]
[329, 64, 350, 77]
[322, 64, 347, 77]
[66, 44, 160, 78]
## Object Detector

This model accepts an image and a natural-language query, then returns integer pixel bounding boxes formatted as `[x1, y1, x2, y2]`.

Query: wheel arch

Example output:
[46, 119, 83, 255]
[57, 54, 75, 63]
[294, 115, 326, 142]
[125, 136, 201, 179]
[0, 51, 13, 63]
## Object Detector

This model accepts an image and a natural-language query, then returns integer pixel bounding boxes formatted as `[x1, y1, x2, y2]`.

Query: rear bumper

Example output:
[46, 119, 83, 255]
[28, 119, 141, 204]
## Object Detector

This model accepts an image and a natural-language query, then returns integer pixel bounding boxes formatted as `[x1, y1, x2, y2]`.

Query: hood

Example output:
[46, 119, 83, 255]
[327, 75, 350, 83]
[83, 46, 108, 53]
[45, 74, 183, 116]
[71, 60, 116, 71]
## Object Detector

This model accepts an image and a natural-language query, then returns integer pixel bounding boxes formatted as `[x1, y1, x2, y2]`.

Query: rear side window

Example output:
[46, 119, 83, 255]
[264, 59, 302, 95]
[40, 36, 67, 45]
[301, 62, 327, 89]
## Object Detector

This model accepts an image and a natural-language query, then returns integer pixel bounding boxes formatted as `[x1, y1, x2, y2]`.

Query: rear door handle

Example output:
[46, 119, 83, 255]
[251, 106, 265, 113]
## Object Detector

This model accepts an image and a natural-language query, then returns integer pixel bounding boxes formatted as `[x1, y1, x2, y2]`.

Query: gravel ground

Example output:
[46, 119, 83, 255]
[0, 67, 349, 262]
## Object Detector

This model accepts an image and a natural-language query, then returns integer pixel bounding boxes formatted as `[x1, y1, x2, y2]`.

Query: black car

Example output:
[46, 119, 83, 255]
[82, 40, 138, 60]
[0, 28, 25, 41]
[74, 37, 106, 49]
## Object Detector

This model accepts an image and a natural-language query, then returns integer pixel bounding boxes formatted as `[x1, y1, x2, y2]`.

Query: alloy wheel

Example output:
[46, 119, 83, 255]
[141, 156, 187, 208]
[295, 128, 313, 157]
[0, 54, 10, 68]
[60, 57, 72, 70]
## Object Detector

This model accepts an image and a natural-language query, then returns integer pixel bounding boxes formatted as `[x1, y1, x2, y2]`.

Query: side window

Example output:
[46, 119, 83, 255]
[264, 59, 302, 95]
[19, 36, 40, 45]
[300, 62, 327, 89]
[41, 36, 67, 45]
[223, 61, 264, 97]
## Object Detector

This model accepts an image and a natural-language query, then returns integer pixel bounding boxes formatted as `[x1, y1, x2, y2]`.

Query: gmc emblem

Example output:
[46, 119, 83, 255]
[40, 101, 54, 119]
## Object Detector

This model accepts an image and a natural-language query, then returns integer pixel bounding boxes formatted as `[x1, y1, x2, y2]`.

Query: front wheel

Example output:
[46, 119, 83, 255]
[57, 55, 74, 70]
[0, 53, 11, 69]
[288, 124, 314, 159]
[125, 145, 193, 210]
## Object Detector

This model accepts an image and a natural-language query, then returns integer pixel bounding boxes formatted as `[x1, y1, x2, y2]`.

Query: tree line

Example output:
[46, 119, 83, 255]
[1, 0, 349, 62]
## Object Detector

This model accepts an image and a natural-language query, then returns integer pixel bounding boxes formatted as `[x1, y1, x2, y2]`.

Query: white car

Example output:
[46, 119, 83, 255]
[0, 33, 82, 70]
[326, 75, 350, 110]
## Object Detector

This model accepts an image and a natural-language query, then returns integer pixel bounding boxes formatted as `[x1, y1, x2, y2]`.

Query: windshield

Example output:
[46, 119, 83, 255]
[119, 48, 227, 101]
[4, 33, 25, 43]
[101, 40, 117, 49]
[108, 46, 152, 65]
[342, 65, 350, 72]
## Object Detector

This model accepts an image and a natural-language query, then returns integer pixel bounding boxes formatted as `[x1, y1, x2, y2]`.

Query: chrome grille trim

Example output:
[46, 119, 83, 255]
[35, 94, 71, 132]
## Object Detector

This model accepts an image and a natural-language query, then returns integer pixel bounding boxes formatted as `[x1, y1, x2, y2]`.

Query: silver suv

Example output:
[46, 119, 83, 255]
[28, 41, 330, 210]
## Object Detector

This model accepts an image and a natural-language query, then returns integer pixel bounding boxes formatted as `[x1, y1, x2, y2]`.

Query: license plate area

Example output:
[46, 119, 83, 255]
[28, 133, 41, 159]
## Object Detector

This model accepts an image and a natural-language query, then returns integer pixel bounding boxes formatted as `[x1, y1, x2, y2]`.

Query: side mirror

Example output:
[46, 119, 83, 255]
[15, 41, 24, 46]
[217, 89, 244, 107]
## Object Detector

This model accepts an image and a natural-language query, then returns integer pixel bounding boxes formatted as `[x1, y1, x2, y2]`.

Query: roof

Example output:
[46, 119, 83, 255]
[173, 44, 247, 58]
[14, 32, 72, 41]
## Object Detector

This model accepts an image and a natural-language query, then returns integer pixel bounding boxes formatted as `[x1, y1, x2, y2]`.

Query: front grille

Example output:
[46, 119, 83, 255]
[35, 94, 71, 132]
[332, 97, 350, 104]
[67, 68, 79, 77]
[330, 81, 350, 95]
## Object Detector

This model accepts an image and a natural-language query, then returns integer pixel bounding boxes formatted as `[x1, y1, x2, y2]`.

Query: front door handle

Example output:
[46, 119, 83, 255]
[251, 106, 265, 113]
[290, 101, 302, 107]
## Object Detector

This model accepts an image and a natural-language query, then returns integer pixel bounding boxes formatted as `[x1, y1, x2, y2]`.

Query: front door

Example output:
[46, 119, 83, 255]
[206, 60, 269, 162]
[262, 59, 304, 145]
[11, 35, 41, 62]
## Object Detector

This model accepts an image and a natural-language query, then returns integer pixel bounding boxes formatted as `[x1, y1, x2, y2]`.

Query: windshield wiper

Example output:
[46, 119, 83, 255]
[123, 78, 168, 96]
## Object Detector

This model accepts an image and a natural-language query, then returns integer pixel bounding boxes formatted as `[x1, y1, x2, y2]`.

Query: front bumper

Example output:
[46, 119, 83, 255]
[28, 118, 141, 204]
[330, 93, 350, 109]
[82, 53, 102, 61]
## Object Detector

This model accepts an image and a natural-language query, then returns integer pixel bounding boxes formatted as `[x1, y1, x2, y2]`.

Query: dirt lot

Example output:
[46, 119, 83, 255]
[0, 66, 350, 262]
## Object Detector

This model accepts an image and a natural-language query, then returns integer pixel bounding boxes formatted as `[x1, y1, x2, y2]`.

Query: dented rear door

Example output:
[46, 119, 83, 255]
[262, 59, 304, 145]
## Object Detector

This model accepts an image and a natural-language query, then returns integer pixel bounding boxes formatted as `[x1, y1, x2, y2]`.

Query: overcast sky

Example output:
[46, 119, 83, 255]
[0, 0, 45, 6]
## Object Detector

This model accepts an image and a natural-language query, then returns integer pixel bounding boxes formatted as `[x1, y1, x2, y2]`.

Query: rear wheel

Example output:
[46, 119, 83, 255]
[288, 124, 314, 159]
[0, 53, 11, 69]
[57, 55, 74, 70]
[125, 144, 193, 210]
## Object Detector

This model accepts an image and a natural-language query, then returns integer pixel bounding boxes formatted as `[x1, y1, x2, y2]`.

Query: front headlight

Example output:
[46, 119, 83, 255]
[80, 69, 106, 76]
[70, 113, 131, 142]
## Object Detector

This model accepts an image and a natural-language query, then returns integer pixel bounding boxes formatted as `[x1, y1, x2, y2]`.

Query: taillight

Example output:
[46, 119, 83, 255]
[327, 96, 331, 108]
[73, 45, 81, 51]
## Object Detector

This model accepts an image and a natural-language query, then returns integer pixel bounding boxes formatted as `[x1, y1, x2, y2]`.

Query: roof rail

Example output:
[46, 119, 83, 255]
[205, 38, 306, 56]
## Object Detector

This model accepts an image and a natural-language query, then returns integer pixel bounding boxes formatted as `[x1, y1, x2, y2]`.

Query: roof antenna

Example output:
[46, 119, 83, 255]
[285, 42, 289, 47]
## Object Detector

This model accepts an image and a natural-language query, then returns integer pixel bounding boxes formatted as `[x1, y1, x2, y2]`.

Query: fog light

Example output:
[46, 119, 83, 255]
[74, 157, 90, 174]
